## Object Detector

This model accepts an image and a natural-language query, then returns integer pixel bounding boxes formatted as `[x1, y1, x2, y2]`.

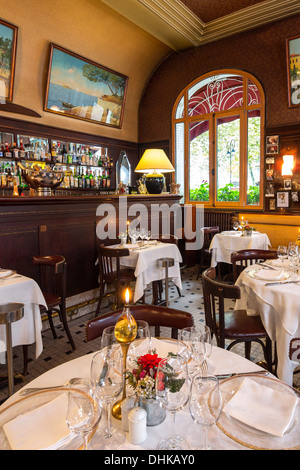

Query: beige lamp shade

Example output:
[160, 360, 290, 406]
[135, 149, 175, 174]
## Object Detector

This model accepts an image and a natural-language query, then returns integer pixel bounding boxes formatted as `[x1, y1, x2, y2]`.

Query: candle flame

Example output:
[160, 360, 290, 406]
[125, 288, 130, 304]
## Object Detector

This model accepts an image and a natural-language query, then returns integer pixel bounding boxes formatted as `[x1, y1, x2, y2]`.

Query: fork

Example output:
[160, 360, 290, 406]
[200, 360, 209, 375]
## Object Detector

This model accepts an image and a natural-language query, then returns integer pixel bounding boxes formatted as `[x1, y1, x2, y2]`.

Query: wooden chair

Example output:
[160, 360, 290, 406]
[96, 244, 136, 316]
[202, 267, 273, 372]
[85, 304, 194, 342]
[197, 226, 220, 279]
[231, 249, 278, 282]
[33, 255, 76, 350]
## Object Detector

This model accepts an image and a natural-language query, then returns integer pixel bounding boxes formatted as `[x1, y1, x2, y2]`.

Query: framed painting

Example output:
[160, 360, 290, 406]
[286, 35, 300, 108]
[266, 135, 279, 155]
[44, 44, 128, 128]
[0, 19, 18, 102]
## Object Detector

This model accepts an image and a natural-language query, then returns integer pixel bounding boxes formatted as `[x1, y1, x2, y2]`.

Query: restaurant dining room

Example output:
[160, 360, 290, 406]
[0, 0, 300, 453]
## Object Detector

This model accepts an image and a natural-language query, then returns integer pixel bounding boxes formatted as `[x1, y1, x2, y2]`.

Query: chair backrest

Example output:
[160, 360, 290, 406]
[231, 249, 278, 281]
[33, 255, 66, 299]
[98, 244, 130, 283]
[202, 227, 219, 250]
[85, 304, 194, 342]
[202, 267, 241, 347]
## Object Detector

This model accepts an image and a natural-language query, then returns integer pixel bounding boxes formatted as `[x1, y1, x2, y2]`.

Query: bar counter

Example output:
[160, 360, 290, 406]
[0, 194, 182, 298]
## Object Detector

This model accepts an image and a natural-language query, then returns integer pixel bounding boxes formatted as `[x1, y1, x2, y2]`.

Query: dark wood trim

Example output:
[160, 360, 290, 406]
[0, 103, 41, 118]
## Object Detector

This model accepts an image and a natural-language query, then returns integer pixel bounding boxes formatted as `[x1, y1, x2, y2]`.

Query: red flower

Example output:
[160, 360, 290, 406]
[137, 353, 162, 372]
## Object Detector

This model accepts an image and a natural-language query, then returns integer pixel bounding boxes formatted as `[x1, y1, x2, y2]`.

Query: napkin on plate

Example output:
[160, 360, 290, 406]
[253, 269, 283, 281]
[150, 337, 178, 357]
[223, 378, 299, 437]
[3, 393, 72, 450]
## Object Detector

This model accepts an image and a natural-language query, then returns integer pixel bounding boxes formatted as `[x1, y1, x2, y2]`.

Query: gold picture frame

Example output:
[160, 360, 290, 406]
[44, 43, 128, 128]
[0, 18, 18, 102]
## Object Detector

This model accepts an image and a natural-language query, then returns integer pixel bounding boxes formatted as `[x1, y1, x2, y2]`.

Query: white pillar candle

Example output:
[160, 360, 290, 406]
[128, 407, 147, 444]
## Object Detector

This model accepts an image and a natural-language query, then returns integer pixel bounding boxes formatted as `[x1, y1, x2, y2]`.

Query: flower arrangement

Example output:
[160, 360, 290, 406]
[126, 352, 185, 399]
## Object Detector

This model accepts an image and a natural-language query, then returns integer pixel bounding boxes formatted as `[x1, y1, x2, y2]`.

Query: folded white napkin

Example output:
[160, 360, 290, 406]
[268, 259, 290, 268]
[3, 393, 72, 450]
[253, 269, 283, 281]
[223, 378, 299, 437]
[0, 269, 12, 278]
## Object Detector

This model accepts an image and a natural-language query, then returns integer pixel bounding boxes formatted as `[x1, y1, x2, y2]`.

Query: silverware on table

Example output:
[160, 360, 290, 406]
[256, 262, 278, 270]
[215, 370, 269, 380]
[265, 280, 300, 286]
[19, 378, 80, 396]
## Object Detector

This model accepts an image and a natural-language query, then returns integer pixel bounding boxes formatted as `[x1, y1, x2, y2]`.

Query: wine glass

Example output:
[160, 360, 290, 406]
[288, 242, 299, 275]
[145, 230, 151, 243]
[232, 221, 239, 231]
[277, 245, 288, 263]
[90, 346, 125, 450]
[127, 320, 151, 368]
[140, 228, 146, 245]
[189, 373, 222, 450]
[178, 326, 206, 376]
[155, 355, 191, 449]
[66, 378, 102, 450]
[200, 325, 212, 370]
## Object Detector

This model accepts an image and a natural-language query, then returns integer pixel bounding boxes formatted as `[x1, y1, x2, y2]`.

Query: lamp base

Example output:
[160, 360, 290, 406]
[145, 173, 164, 194]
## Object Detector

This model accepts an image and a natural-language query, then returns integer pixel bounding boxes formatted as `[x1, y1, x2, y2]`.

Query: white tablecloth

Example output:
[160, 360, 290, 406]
[235, 267, 300, 386]
[4, 344, 271, 450]
[120, 243, 182, 303]
[210, 232, 271, 266]
[0, 275, 47, 359]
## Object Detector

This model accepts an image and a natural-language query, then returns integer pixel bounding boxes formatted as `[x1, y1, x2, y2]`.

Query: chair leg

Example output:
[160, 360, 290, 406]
[22, 345, 28, 375]
[176, 286, 182, 297]
[59, 305, 76, 351]
[245, 341, 251, 360]
[95, 284, 104, 317]
[47, 309, 57, 339]
[265, 337, 273, 373]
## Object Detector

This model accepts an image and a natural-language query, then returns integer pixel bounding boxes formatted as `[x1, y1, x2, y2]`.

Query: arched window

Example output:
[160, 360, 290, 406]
[172, 70, 264, 209]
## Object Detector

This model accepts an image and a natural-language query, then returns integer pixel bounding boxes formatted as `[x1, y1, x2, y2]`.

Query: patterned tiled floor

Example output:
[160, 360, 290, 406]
[0, 265, 299, 403]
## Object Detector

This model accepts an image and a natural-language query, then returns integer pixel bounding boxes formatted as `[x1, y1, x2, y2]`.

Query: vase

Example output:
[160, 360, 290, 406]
[245, 229, 252, 237]
[138, 397, 166, 426]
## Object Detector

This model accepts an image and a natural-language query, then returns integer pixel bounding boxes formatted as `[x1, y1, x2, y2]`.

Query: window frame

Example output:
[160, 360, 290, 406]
[172, 69, 265, 210]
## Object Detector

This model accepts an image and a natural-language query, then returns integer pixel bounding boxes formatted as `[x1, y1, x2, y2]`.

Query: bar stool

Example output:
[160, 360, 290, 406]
[0, 303, 24, 396]
[159, 258, 175, 307]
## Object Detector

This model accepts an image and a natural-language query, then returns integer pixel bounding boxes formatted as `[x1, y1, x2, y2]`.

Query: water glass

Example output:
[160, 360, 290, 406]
[277, 245, 287, 262]
[189, 373, 222, 450]
[178, 326, 206, 376]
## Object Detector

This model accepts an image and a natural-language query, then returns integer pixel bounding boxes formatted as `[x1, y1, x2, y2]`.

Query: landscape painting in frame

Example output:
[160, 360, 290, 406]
[45, 44, 128, 128]
[0, 19, 17, 102]
[286, 35, 300, 108]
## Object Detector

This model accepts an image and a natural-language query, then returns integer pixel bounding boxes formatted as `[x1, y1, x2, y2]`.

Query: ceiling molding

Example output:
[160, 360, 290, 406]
[100, 0, 300, 51]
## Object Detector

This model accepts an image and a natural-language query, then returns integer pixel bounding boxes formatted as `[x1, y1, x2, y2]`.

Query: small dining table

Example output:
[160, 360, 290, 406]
[0, 273, 47, 359]
[209, 231, 271, 267]
[2, 342, 293, 451]
[118, 241, 182, 303]
[235, 262, 300, 386]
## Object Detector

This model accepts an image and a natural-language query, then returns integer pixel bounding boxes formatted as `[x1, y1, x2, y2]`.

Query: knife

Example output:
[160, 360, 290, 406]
[265, 280, 299, 286]
[215, 370, 269, 379]
[256, 262, 278, 270]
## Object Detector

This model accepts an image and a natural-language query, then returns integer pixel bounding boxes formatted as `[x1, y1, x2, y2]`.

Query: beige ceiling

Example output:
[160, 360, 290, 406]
[100, 0, 300, 51]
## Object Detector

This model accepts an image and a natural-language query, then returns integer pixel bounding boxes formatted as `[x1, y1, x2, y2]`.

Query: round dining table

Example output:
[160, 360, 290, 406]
[1, 340, 298, 451]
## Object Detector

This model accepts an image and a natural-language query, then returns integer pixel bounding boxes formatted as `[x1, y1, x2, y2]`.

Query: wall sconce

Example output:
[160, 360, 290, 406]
[282, 154, 294, 176]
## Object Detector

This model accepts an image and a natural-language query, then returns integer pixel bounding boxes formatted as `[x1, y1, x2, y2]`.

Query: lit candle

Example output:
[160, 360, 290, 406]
[125, 288, 130, 305]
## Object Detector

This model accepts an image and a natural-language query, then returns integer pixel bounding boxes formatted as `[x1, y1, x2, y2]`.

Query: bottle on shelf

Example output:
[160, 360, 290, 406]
[12, 142, 19, 160]
[19, 139, 26, 160]
[57, 142, 62, 163]
[51, 142, 57, 163]
[3, 142, 12, 159]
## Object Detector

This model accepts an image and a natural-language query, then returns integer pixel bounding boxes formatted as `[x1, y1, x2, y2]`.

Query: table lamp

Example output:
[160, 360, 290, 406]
[135, 149, 175, 194]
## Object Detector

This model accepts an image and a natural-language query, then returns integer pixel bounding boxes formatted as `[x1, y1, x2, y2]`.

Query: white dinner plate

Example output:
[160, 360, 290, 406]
[247, 269, 289, 282]
[217, 375, 300, 450]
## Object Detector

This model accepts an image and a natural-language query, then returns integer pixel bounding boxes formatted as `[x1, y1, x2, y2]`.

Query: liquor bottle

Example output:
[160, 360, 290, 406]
[51, 142, 57, 163]
[78, 168, 83, 188]
[19, 139, 26, 160]
[0, 144, 4, 157]
[62, 144, 68, 164]
[110, 158, 114, 167]
[12, 142, 19, 160]
[98, 154, 102, 167]
[81, 146, 86, 165]
[3, 142, 12, 159]
[106, 170, 111, 188]
[85, 169, 90, 188]
[73, 167, 78, 188]
[102, 169, 107, 188]
[57, 142, 62, 163]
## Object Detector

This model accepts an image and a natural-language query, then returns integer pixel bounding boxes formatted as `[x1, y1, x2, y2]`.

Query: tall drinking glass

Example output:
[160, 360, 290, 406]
[66, 378, 102, 450]
[288, 242, 299, 275]
[189, 373, 222, 450]
[155, 355, 191, 449]
[127, 320, 151, 367]
[178, 326, 206, 376]
[90, 329, 125, 449]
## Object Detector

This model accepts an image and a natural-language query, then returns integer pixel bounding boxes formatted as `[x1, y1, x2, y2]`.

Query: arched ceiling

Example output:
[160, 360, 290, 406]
[100, 0, 300, 51]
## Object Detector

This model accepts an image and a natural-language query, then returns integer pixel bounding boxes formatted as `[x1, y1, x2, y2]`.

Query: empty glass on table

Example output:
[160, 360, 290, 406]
[178, 326, 206, 376]
[90, 326, 125, 450]
[288, 242, 299, 275]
